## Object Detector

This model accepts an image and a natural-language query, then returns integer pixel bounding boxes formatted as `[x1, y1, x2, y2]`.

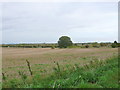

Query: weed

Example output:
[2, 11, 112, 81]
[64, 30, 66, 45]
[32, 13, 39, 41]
[53, 62, 62, 78]
[26, 59, 33, 76]
[2, 73, 6, 81]
[18, 71, 27, 84]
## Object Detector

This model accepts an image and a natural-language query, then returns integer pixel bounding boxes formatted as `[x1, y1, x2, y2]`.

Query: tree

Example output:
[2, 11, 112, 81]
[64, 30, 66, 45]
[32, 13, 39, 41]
[114, 41, 117, 44]
[58, 36, 73, 48]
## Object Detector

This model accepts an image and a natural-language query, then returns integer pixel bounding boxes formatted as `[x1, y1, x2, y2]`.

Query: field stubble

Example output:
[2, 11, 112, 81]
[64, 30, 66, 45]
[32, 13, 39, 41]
[2, 48, 118, 80]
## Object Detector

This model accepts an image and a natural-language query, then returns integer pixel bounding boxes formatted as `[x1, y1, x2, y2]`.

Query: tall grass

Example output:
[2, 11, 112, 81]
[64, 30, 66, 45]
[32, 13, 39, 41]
[2, 56, 118, 88]
[18, 71, 27, 84]
[2, 73, 6, 81]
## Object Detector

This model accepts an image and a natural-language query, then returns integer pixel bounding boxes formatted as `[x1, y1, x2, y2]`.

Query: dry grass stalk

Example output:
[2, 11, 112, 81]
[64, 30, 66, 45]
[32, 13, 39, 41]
[26, 59, 33, 76]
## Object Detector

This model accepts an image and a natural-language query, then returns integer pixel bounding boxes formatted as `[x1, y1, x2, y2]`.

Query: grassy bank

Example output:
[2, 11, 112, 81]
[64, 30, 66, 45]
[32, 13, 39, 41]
[3, 56, 118, 88]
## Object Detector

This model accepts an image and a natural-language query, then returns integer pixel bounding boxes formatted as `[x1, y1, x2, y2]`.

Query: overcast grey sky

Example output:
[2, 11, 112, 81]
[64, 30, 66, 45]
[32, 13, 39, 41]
[1, 2, 118, 44]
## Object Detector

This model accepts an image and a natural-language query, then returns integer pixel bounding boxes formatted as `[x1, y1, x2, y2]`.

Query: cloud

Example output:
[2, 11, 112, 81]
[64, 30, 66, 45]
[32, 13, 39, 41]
[0, 0, 119, 2]
[2, 2, 118, 43]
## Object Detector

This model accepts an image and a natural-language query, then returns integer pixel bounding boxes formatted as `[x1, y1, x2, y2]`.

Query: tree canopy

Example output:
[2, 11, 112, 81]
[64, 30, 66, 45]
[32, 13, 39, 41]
[58, 36, 73, 48]
[114, 41, 117, 44]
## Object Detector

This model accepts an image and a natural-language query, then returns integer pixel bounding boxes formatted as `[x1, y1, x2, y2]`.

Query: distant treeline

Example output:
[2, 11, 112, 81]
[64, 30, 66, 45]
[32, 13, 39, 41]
[1, 42, 119, 48]
[1, 43, 58, 48]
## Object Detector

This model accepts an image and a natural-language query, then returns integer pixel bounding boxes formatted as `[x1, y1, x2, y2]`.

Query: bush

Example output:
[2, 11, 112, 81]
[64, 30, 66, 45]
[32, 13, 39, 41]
[51, 46, 55, 49]
[111, 43, 117, 48]
[68, 45, 80, 48]
[100, 43, 107, 47]
[92, 42, 100, 48]
[85, 45, 89, 48]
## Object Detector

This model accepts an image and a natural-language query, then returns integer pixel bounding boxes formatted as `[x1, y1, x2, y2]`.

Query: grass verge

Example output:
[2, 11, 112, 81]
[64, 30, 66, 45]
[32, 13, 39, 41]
[2, 56, 118, 88]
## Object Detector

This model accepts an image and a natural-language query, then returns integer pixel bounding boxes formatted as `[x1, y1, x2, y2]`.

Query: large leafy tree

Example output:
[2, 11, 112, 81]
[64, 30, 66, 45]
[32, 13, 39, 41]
[58, 36, 73, 48]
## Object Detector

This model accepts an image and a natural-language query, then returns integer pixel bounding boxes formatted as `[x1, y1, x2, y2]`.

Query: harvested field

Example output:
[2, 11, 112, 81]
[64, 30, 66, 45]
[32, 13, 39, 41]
[2, 48, 118, 79]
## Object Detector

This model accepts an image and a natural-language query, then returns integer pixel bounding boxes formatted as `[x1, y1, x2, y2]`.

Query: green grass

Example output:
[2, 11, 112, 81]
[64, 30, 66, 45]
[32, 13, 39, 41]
[2, 56, 118, 88]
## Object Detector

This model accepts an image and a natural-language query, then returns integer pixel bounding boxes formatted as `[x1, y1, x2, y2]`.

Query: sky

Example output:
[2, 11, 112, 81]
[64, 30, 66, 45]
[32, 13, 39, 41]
[1, 2, 118, 44]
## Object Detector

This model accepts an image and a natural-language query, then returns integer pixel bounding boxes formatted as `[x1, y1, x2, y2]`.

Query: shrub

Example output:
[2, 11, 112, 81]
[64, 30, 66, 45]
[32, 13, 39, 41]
[111, 43, 117, 48]
[51, 46, 55, 49]
[85, 45, 89, 48]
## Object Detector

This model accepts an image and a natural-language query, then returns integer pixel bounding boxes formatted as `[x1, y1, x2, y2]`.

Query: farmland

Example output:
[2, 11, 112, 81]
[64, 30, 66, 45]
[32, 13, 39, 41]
[2, 47, 118, 88]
